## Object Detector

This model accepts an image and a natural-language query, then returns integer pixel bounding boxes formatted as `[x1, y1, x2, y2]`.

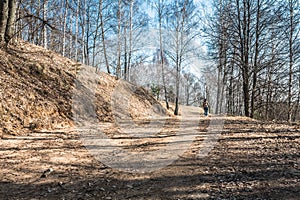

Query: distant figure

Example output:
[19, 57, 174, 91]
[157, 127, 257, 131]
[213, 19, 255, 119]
[203, 99, 209, 116]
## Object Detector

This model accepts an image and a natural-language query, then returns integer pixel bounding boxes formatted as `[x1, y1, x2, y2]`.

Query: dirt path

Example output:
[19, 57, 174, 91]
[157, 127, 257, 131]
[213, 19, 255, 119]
[1, 107, 300, 199]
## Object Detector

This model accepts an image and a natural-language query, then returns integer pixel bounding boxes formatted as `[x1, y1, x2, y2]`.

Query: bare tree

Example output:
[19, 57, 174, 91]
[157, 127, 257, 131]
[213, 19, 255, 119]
[204, 0, 295, 119]
[74, 0, 79, 61]
[116, 0, 122, 78]
[124, 0, 133, 80]
[42, 0, 48, 49]
[62, 0, 68, 57]
[0, 0, 9, 45]
[99, 0, 110, 73]
[151, 0, 169, 109]
[165, 0, 200, 115]
[285, 0, 300, 122]
[81, 0, 86, 64]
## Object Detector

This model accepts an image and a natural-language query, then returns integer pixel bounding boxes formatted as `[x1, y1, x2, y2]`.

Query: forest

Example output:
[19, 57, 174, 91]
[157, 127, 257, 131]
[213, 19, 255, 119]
[1, 1, 300, 199]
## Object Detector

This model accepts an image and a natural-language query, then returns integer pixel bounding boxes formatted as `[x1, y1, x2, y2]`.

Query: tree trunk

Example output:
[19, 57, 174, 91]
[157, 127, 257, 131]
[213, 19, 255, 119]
[116, 0, 122, 78]
[99, 0, 110, 74]
[216, 0, 224, 115]
[174, 28, 180, 116]
[123, 25, 127, 79]
[220, 62, 227, 114]
[242, 68, 250, 117]
[5, 0, 16, 43]
[0, 0, 9, 45]
[62, 0, 68, 57]
[265, 63, 272, 120]
[287, 1, 294, 122]
[15, 1, 22, 39]
[294, 73, 300, 121]
[158, 0, 169, 109]
[36, 0, 40, 45]
[43, 0, 48, 49]
[250, 0, 260, 118]
[75, 0, 79, 61]
[81, 0, 86, 64]
[127, 0, 134, 81]
[216, 64, 222, 114]
[185, 82, 190, 106]
[237, 0, 251, 117]
[174, 69, 180, 115]
[92, 0, 100, 68]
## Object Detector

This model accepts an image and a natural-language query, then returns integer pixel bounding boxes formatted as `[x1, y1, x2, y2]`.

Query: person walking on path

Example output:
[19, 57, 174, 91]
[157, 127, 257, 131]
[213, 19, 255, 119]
[203, 99, 209, 116]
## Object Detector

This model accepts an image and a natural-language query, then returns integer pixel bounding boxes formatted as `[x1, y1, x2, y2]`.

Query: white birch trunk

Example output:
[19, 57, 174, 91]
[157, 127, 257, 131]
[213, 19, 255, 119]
[43, 0, 48, 49]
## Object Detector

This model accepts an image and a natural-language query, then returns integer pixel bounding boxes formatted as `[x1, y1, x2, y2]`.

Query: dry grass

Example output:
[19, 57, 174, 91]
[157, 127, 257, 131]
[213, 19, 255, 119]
[0, 40, 167, 136]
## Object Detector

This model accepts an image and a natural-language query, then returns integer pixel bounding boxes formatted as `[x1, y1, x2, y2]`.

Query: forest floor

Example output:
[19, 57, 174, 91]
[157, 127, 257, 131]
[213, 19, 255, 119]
[1, 106, 300, 200]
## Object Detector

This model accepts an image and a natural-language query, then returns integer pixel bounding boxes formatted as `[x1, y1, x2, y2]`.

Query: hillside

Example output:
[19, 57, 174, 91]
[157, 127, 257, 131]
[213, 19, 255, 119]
[0, 40, 167, 136]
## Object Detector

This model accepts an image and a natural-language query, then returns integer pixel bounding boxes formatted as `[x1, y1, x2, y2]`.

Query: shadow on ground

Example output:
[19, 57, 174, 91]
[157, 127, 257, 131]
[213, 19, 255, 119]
[1, 117, 299, 200]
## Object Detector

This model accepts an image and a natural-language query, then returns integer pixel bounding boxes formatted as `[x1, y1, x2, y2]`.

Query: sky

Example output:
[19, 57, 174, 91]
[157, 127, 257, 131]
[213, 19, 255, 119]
[138, 0, 213, 77]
